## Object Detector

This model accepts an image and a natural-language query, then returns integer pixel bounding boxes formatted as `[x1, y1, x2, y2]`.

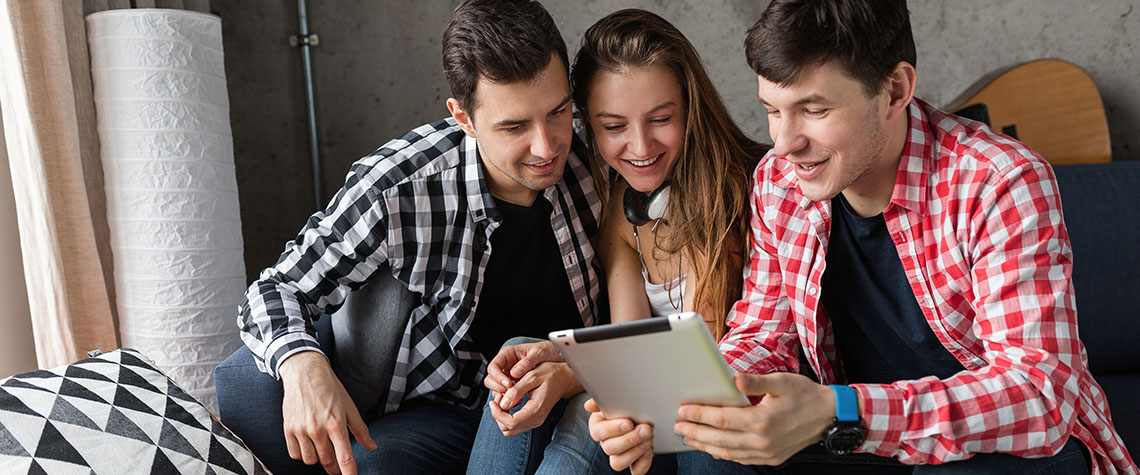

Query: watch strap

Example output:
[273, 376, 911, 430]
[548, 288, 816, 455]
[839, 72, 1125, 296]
[830, 384, 859, 422]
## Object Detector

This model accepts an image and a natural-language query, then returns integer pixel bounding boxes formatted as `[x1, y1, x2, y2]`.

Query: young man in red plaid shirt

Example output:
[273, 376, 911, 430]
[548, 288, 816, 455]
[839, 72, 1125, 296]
[587, 1, 1137, 473]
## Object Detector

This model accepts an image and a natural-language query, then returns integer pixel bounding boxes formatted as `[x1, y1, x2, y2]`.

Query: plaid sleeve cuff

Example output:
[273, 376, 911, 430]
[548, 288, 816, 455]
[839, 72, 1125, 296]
[266, 332, 325, 379]
[852, 383, 906, 456]
[719, 338, 781, 376]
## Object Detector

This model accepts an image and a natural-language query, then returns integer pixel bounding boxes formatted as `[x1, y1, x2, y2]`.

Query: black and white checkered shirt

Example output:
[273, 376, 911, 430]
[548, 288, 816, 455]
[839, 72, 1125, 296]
[238, 117, 603, 411]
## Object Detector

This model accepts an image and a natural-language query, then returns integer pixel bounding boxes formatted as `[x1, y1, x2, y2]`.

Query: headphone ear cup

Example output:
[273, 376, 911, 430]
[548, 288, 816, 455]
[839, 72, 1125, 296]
[644, 185, 670, 221]
[623, 187, 652, 226]
[623, 183, 671, 226]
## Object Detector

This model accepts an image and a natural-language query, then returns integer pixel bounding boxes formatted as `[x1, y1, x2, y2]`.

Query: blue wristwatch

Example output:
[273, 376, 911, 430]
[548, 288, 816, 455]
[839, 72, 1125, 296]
[822, 385, 865, 455]
[831, 384, 859, 422]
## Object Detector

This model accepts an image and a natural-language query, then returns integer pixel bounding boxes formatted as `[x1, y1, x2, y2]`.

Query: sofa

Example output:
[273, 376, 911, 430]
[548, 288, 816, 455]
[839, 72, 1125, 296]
[1052, 162, 1140, 453]
[214, 162, 1140, 473]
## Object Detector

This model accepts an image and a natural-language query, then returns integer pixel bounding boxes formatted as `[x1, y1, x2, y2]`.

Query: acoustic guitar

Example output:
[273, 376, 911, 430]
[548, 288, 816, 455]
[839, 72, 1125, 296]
[945, 59, 1111, 165]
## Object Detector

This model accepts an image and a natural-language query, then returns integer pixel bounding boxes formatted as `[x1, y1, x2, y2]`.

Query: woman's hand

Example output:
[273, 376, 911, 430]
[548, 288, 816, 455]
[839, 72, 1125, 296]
[585, 397, 655, 474]
[488, 361, 581, 436]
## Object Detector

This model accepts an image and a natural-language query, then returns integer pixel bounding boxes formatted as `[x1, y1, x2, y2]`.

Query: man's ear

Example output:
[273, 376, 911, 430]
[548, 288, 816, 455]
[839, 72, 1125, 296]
[447, 98, 477, 138]
[883, 62, 917, 121]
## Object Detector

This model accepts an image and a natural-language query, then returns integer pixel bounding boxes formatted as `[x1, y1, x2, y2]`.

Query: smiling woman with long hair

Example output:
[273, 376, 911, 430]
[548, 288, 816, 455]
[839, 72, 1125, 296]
[576, 9, 766, 339]
[573, 10, 767, 474]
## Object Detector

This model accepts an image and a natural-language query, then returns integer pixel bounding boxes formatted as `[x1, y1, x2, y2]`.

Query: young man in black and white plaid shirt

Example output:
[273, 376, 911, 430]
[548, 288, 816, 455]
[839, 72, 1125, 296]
[236, 1, 605, 473]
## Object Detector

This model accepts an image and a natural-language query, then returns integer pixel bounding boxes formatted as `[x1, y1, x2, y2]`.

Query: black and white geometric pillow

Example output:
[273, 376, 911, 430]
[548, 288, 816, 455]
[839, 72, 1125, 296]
[0, 349, 268, 474]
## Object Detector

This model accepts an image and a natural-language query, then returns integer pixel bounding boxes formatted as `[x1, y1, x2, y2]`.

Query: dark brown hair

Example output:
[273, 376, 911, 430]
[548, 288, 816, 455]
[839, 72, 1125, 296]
[744, 0, 916, 95]
[571, 9, 767, 340]
[442, 0, 569, 114]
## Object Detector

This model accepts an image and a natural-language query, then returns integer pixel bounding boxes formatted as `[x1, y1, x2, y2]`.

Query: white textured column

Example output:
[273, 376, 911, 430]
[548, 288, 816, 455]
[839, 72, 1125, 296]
[87, 9, 244, 413]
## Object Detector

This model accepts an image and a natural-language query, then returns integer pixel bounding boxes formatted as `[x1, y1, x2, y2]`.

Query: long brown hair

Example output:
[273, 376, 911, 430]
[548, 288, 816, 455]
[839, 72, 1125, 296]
[571, 9, 768, 340]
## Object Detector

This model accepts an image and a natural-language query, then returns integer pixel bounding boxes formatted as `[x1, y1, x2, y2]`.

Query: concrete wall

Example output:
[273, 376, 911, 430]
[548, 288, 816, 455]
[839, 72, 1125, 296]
[214, 0, 1140, 282]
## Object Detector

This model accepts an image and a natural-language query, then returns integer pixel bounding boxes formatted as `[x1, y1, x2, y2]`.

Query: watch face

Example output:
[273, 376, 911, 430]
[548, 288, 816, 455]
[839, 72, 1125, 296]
[823, 424, 865, 455]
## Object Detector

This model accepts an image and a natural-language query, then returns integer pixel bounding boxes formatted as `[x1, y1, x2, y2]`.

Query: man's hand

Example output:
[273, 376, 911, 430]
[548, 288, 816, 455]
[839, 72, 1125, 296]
[488, 361, 580, 435]
[673, 372, 837, 466]
[585, 398, 655, 474]
[483, 340, 564, 396]
[278, 351, 378, 475]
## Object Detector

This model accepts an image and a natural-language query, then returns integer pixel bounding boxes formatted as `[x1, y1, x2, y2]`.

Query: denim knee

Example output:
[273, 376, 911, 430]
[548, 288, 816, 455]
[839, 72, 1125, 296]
[502, 336, 546, 348]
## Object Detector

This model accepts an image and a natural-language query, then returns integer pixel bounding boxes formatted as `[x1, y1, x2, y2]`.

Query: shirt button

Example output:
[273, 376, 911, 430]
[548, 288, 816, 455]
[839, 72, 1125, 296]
[808, 287, 818, 296]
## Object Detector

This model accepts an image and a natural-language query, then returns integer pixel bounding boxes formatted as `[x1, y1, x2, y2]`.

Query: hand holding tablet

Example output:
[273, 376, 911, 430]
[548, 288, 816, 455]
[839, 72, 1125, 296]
[548, 312, 748, 453]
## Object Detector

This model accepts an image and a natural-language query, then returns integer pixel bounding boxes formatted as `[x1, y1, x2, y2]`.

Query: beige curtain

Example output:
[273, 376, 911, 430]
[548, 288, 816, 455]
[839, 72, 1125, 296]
[0, 107, 36, 378]
[0, 0, 209, 369]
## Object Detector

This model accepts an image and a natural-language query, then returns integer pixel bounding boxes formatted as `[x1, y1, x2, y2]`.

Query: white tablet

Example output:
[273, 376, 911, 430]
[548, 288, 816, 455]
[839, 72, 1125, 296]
[548, 312, 749, 453]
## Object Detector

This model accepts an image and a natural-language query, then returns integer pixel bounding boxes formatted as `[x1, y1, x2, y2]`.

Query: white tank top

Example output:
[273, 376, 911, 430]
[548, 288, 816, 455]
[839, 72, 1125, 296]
[633, 224, 686, 317]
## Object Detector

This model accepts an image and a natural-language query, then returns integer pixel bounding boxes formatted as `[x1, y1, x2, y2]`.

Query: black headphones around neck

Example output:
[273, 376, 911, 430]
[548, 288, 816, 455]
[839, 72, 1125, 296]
[623, 183, 671, 226]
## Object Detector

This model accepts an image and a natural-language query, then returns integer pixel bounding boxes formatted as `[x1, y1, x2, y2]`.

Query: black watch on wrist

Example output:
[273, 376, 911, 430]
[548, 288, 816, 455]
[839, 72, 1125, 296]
[822, 384, 865, 455]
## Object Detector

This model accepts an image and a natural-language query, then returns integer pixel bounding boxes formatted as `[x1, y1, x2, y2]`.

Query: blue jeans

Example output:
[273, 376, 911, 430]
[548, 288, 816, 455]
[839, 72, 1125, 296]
[215, 345, 482, 474]
[655, 451, 755, 474]
[352, 397, 483, 475]
[467, 335, 610, 474]
[750, 436, 1090, 474]
[467, 387, 611, 474]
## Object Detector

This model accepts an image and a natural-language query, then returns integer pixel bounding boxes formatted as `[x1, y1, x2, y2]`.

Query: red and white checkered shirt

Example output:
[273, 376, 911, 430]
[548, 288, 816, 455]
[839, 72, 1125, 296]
[720, 99, 1137, 474]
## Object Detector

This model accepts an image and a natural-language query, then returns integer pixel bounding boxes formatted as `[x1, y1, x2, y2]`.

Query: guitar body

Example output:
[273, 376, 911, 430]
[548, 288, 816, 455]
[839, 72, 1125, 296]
[946, 59, 1111, 164]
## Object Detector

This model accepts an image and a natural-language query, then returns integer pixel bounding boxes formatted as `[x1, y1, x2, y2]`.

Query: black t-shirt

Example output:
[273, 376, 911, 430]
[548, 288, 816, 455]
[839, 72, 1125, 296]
[468, 196, 585, 362]
[820, 194, 964, 384]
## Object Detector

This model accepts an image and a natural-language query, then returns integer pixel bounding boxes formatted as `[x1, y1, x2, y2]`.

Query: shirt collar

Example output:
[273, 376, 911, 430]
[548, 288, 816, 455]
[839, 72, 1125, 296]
[462, 134, 500, 224]
[887, 99, 935, 214]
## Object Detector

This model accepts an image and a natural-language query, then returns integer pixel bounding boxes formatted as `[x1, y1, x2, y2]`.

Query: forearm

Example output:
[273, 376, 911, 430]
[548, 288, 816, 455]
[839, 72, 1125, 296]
[239, 167, 392, 378]
[557, 363, 585, 398]
[720, 195, 801, 376]
[278, 350, 332, 382]
[853, 353, 1079, 464]
[238, 278, 328, 378]
[851, 161, 1082, 462]
[718, 299, 801, 375]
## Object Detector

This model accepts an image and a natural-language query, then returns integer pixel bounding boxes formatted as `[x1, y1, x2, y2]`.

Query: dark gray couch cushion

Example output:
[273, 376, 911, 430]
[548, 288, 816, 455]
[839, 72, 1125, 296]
[328, 266, 420, 415]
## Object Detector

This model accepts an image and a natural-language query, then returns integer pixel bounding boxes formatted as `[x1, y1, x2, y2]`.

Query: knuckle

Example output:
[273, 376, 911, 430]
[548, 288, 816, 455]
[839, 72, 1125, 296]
[710, 412, 727, 427]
